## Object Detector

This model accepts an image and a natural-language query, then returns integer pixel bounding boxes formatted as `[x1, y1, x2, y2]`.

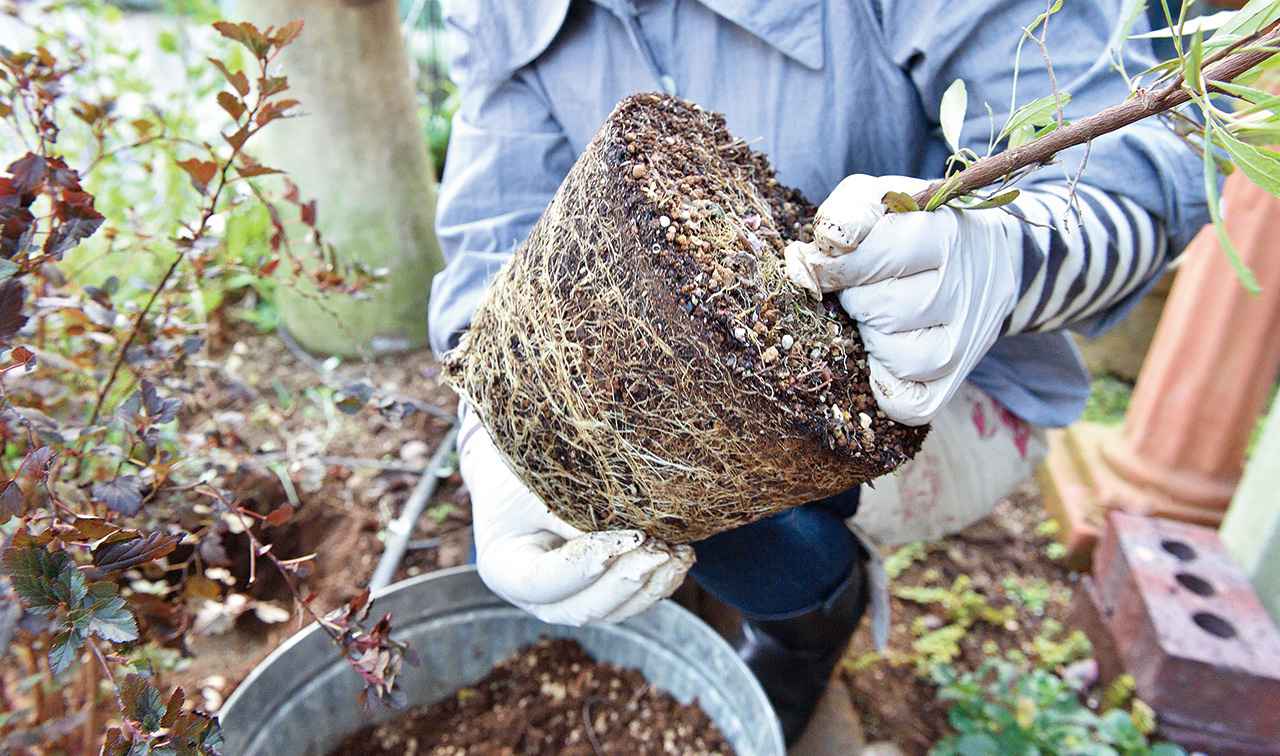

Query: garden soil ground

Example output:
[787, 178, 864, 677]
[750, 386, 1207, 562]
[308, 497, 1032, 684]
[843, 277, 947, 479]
[842, 485, 1080, 754]
[176, 324, 1082, 752]
[330, 638, 733, 755]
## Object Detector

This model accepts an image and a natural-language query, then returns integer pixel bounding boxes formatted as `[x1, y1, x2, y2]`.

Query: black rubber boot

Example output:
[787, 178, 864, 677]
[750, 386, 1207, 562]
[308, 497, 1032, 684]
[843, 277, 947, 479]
[731, 558, 869, 745]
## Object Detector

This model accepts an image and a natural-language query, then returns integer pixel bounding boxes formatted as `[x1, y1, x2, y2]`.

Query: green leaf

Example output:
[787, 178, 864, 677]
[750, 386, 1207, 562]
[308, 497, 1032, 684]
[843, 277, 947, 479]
[952, 733, 1001, 756]
[121, 674, 168, 733]
[48, 629, 83, 674]
[1150, 744, 1188, 756]
[52, 561, 87, 609]
[2, 546, 75, 615]
[969, 189, 1022, 209]
[1204, 124, 1263, 293]
[1132, 9, 1237, 39]
[1231, 124, 1280, 145]
[1216, 126, 1280, 197]
[1028, 0, 1064, 32]
[1098, 708, 1142, 743]
[1186, 28, 1204, 92]
[882, 191, 920, 213]
[925, 174, 966, 212]
[998, 93, 1071, 145]
[1207, 0, 1280, 47]
[940, 79, 968, 154]
[87, 596, 140, 643]
[1212, 79, 1280, 107]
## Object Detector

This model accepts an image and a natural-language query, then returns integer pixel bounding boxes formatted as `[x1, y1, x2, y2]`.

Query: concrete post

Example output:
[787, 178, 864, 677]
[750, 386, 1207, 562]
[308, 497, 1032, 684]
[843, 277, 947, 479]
[1221, 404, 1280, 623]
[234, 0, 444, 356]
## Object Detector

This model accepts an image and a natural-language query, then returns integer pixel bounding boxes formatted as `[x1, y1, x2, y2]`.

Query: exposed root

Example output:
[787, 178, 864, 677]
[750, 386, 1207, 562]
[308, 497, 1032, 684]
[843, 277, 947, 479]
[446, 94, 927, 542]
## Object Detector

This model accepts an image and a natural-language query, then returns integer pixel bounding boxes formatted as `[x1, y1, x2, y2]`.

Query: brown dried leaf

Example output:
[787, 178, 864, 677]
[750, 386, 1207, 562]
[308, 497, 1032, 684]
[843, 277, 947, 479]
[0, 479, 21, 523]
[272, 19, 305, 48]
[213, 21, 270, 57]
[264, 504, 294, 527]
[184, 574, 221, 601]
[0, 280, 28, 345]
[237, 162, 281, 179]
[176, 158, 218, 194]
[216, 91, 245, 122]
[92, 531, 181, 574]
[7, 153, 47, 194]
[208, 57, 250, 97]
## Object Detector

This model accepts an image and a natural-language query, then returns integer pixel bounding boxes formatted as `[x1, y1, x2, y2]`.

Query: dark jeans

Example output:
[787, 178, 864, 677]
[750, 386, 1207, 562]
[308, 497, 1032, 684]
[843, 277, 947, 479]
[689, 487, 863, 620]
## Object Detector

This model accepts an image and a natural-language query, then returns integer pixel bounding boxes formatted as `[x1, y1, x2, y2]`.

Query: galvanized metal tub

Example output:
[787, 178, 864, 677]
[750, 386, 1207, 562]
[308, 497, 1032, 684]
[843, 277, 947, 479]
[219, 565, 784, 755]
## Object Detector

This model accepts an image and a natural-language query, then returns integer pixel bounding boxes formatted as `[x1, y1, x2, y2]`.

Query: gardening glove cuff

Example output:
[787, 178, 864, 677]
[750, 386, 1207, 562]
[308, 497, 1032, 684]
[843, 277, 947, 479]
[458, 406, 694, 626]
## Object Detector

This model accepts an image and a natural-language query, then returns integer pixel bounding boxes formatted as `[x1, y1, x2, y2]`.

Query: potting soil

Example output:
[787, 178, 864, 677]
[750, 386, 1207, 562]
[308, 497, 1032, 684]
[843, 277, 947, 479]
[329, 637, 734, 755]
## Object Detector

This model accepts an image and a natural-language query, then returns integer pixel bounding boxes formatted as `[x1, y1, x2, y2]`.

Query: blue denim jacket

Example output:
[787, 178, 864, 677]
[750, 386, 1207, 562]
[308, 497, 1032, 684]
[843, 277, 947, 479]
[428, 0, 1208, 427]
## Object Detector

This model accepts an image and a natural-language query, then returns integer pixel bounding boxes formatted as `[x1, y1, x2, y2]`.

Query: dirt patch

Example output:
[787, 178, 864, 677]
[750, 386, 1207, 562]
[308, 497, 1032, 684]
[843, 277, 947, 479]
[168, 323, 471, 709]
[330, 637, 733, 756]
[843, 484, 1081, 753]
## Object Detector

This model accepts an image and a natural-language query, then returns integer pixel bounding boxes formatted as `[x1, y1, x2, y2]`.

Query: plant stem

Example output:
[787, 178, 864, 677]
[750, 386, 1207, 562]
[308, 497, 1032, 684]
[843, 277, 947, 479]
[911, 25, 1280, 209]
[85, 104, 264, 429]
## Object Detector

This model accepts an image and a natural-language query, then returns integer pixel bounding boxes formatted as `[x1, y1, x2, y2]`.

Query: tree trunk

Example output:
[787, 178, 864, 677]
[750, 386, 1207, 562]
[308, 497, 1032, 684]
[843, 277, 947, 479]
[235, 0, 443, 356]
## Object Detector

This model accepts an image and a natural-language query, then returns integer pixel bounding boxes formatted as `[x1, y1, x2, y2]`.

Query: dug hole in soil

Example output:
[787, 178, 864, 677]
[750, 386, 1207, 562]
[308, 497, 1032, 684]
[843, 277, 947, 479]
[445, 92, 927, 543]
[330, 638, 733, 756]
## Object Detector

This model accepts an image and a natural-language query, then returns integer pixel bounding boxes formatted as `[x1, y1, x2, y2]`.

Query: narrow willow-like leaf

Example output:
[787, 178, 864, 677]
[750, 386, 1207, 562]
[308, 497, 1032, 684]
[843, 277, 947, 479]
[1135, 57, 1184, 80]
[1215, 126, 1280, 197]
[1211, 79, 1280, 107]
[1186, 29, 1204, 91]
[1131, 9, 1236, 39]
[1204, 123, 1262, 293]
[1231, 124, 1280, 144]
[1207, 0, 1280, 46]
[1029, 0, 1064, 31]
[968, 189, 1022, 209]
[925, 174, 967, 212]
[1007, 123, 1036, 149]
[940, 79, 968, 154]
[998, 93, 1072, 145]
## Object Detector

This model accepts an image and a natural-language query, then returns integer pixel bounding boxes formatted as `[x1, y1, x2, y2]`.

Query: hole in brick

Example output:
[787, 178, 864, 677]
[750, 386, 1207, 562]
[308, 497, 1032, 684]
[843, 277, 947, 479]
[1175, 572, 1215, 597]
[1161, 539, 1196, 561]
[1192, 611, 1237, 639]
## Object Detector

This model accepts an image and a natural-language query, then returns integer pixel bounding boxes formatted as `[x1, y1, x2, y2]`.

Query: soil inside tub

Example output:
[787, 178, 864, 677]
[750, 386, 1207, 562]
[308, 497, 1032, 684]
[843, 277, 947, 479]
[329, 637, 736, 756]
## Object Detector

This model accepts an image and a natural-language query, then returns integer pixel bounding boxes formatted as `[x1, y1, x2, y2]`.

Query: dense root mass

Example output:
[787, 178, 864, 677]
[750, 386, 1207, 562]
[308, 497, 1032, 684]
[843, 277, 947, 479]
[330, 638, 733, 755]
[446, 93, 928, 542]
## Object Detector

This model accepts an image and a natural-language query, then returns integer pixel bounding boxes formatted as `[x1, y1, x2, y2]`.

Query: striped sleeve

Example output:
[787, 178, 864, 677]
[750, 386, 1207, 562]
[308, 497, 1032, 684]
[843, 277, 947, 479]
[1002, 184, 1169, 335]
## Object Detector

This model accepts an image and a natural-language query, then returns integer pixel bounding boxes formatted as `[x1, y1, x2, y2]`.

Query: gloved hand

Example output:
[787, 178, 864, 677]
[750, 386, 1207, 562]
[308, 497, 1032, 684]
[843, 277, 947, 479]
[785, 174, 1022, 426]
[458, 407, 694, 626]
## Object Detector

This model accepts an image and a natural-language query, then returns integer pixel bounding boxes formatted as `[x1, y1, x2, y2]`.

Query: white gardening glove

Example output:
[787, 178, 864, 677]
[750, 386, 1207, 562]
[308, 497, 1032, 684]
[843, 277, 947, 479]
[785, 175, 1022, 426]
[458, 407, 694, 626]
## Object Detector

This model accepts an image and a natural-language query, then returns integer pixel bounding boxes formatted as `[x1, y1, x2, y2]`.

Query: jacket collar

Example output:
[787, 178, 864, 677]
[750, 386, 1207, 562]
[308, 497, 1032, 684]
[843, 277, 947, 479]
[446, 0, 825, 87]
[692, 0, 824, 70]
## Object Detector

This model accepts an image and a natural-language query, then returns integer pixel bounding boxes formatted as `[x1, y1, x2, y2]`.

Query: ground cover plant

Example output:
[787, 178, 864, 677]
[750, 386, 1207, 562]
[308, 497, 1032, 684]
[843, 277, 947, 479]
[842, 492, 1185, 755]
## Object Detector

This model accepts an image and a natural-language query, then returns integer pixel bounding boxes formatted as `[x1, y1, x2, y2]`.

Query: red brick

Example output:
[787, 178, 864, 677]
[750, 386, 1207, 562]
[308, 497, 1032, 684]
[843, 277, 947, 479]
[1089, 511, 1280, 744]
